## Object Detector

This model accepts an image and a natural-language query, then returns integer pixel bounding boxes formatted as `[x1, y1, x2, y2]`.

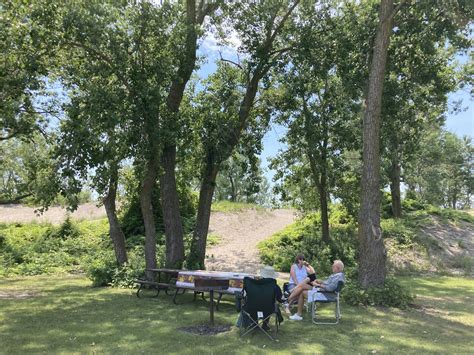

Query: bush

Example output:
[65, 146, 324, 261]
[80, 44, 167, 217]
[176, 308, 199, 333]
[258, 212, 358, 275]
[111, 247, 146, 288]
[85, 251, 117, 287]
[402, 198, 428, 212]
[343, 275, 414, 309]
[381, 219, 415, 245]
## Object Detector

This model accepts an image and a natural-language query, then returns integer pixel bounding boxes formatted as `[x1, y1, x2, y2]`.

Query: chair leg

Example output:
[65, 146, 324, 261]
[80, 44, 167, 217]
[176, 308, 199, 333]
[312, 301, 341, 325]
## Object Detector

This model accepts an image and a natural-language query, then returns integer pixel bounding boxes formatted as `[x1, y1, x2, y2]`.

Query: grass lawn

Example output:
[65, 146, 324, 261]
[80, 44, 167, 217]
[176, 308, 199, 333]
[0, 275, 473, 354]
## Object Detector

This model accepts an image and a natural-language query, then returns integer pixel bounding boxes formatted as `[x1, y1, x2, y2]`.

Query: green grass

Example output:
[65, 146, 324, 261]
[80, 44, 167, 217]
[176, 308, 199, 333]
[211, 200, 264, 213]
[1, 275, 473, 354]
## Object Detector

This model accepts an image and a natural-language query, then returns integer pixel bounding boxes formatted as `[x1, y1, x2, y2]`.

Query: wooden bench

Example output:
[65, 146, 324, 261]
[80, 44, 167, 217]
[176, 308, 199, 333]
[135, 279, 176, 298]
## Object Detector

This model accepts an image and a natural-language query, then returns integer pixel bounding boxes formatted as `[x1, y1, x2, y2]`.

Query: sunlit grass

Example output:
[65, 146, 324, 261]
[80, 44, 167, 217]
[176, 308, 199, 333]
[211, 200, 265, 212]
[1, 275, 473, 354]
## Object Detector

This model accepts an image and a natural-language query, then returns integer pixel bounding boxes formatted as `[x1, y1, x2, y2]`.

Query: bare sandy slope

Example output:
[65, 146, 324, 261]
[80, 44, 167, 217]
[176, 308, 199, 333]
[0, 203, 296, 276]
[0, 203, 106, 224]
[205, 209, 297, 275]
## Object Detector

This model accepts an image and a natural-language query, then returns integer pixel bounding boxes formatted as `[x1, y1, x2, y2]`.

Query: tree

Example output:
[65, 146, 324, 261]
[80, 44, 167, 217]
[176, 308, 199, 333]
[405, 129, 473, 209]
[269, 2, 362, 242]
[215, 153, 269, 204]
[358, 0, 401, 288]
[141, 0, 220, 270]
[380, 1, 472, 217]
[33, 1, 182, 266]
[1, 1, 56, 141]
[186, 1, 301, 269]
[0, 134, 53, 204]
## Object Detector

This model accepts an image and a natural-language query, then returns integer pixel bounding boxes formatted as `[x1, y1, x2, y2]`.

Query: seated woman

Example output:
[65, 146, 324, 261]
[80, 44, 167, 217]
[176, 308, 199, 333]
[287, 254, 315, 293]
[284, 255, 315, 313]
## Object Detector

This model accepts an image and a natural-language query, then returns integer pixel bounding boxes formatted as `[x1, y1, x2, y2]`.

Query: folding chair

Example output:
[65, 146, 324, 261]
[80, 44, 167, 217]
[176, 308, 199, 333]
[237, 277, 280, 341]
[310, 281, 344, 325]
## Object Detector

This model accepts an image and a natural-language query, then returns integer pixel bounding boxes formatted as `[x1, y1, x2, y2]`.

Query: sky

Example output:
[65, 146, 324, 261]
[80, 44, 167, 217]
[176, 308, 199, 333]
[197, 40, 473, 185]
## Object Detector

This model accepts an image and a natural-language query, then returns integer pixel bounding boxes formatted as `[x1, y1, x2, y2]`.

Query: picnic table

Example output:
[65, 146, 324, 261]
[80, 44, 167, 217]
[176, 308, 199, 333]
[135, 269, 254, 310]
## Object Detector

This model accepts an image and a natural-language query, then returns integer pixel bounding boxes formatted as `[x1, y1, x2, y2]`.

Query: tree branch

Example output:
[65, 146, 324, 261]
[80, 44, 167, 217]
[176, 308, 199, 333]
[219, 52, 243, 70]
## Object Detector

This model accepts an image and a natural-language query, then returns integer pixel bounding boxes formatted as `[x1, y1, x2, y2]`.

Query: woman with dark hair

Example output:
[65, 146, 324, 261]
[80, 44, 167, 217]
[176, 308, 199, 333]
[284, 254, 315, 313]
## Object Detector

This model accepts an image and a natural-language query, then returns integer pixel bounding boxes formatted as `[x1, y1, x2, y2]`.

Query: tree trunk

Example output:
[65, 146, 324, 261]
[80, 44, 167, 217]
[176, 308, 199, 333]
[187, 161, 219, 270]
[103, 170, 128, 265]
[186, 2, 300, 269]
[308, 152, 330, 244]
[140, 157, 158, 280]
[229, 174, 236, 202]
[158, 0, 211, 270]
[358, 0, 396, 289]
[389, 154, 402, 218]
[160, 144, 185, 268]
[318, 174, 330, 244]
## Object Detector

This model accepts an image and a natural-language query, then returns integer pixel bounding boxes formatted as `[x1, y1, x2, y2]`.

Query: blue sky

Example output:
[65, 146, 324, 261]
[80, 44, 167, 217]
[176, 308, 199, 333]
[197, 46, 473, 185]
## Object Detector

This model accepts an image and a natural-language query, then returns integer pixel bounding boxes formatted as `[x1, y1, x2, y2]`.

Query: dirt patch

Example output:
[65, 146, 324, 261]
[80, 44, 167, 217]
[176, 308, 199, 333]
[178, 324, 232, 336]
[0, 290, 39, 299]
[205, 209, 297, 275]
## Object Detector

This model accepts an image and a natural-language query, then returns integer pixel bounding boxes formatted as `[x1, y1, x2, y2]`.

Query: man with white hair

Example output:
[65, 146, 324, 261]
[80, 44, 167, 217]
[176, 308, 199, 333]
[289, 260, 345, 321]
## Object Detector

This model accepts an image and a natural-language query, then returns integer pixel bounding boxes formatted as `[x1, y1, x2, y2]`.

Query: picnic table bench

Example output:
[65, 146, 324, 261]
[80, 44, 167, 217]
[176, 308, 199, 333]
[135, 269, 253, 310]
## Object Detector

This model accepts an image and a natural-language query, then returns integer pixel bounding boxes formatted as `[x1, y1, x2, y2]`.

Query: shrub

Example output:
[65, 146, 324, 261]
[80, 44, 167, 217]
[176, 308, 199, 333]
[84, 251, 117, 287]
[343, 275, 414, 309]
[111, 247, 147, 288]
[381, 219, 415, 245]
[402, 198, 428, 212]
[258, 213, 358, 274]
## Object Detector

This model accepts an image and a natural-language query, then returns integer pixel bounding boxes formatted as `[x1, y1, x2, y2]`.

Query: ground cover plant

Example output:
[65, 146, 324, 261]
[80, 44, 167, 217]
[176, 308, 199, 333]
[0, 274, 472, 354]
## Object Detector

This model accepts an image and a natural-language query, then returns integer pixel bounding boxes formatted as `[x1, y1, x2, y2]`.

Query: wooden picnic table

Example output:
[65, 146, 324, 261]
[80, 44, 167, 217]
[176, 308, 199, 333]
[135, 269, 254, 311]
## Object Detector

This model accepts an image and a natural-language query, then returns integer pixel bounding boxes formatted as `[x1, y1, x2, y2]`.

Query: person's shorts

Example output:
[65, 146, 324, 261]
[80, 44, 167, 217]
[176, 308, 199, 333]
[287, 283, 296, 293]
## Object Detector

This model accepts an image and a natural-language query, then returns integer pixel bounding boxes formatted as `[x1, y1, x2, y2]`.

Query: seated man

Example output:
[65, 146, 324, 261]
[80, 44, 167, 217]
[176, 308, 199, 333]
[289, 260, 345, 321]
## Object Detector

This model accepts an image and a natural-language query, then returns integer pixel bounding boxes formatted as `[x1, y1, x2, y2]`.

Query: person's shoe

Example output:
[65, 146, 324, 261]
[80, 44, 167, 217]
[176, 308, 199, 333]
[261, 323, 271, 331]
[289, 313, 303, 321]
[284, 302, 291, 314]
[284, 291, 291, 298]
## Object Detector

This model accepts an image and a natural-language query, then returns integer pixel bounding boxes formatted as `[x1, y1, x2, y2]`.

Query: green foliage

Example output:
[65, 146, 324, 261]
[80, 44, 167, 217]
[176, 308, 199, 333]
[84, 250, 117, 287]
[258, 212, 357, 274]
[343, 275, 414, 309]
[85, 244, 165, 287]
[0, 219, 109, 277]
[119, 168, 198, 238]
[404, 131, 473, 210]
[381, 219, 416, 245]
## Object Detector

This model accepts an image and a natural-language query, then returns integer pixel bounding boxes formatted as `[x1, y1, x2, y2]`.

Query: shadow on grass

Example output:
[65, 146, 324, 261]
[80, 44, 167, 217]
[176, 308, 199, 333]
[1, 276, 473, 354]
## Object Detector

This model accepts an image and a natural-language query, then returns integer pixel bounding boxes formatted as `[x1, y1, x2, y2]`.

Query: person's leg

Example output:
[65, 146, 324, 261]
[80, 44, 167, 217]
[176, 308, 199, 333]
[289, 292, 306, 321]
[288, 282, 311, 304]
[296, 290, 308, 316]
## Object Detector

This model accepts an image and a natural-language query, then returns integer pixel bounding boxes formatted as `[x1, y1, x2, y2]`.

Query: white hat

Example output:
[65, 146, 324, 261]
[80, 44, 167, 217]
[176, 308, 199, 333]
[259, 265, 278, 279]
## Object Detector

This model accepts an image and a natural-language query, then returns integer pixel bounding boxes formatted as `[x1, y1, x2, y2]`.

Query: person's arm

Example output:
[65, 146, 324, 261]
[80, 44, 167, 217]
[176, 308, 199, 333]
[289, 264, 297, 285]
[320, 274, 340, 292]
[304, 262, 315, 275]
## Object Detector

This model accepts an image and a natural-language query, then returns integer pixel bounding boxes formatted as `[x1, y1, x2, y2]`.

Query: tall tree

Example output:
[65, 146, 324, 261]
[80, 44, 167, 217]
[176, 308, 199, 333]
[142, 0, 219, 269]
[358, 0, 401, 288]
[270, 3, 362, 242]
[187, 1, 301, 269]
[36, 1, 180, 266]
[380, 1, 472, 217]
